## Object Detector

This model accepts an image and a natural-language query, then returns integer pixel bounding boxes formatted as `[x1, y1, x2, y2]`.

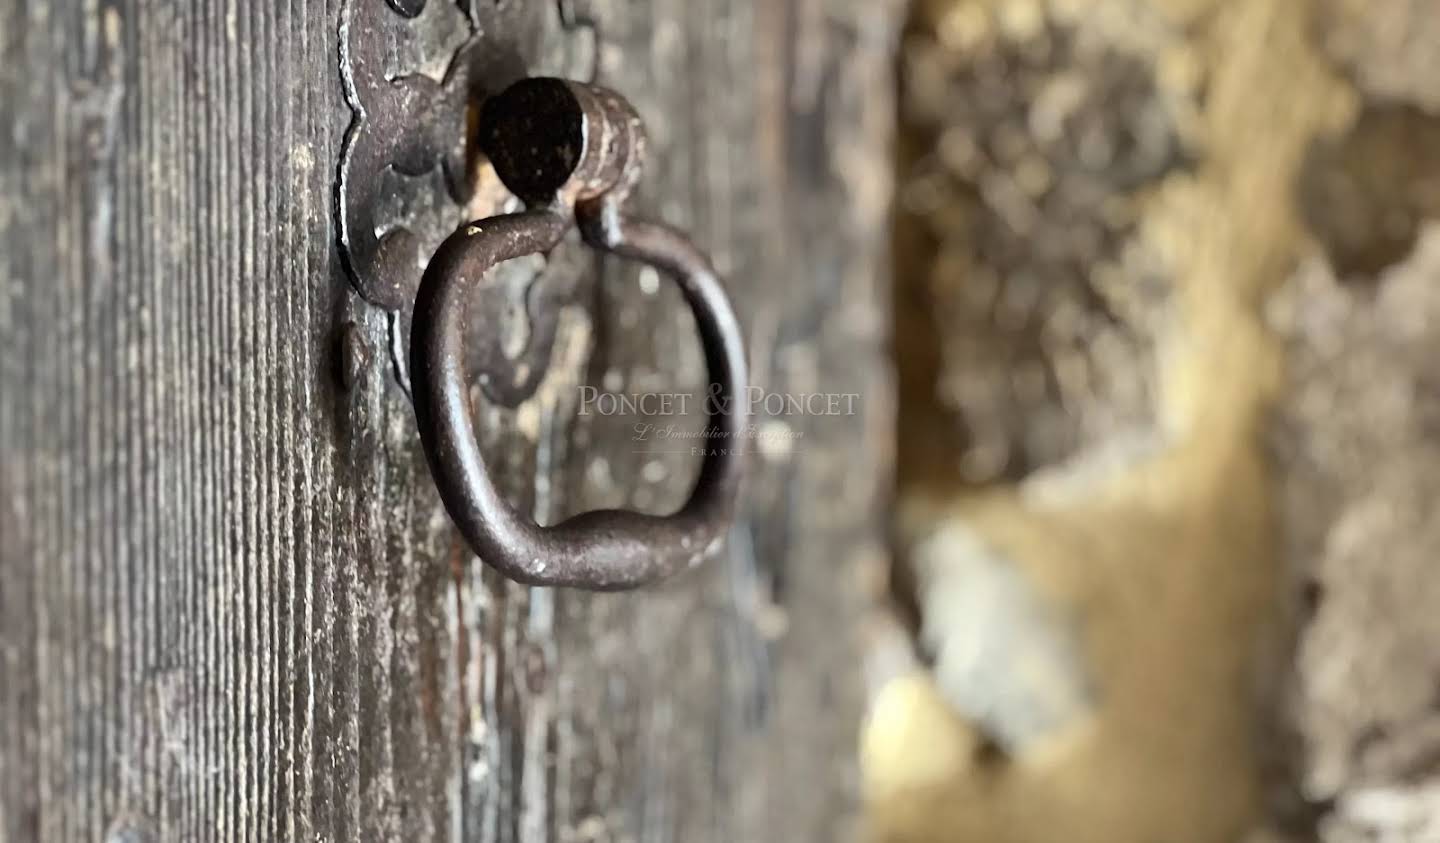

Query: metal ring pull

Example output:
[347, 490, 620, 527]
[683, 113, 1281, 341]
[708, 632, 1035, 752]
[411, 78, 748, 590]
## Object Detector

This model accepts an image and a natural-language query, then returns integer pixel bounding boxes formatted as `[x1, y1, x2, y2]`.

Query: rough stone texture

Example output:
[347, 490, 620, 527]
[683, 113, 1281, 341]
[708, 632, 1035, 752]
[1264, 0, 1440, 838]
[1298, 106, 1440, 281]
[1312, 0, 1440, 113]
[879, 0, 1440, 841]
[906, 518, 1092, 754]
[896, 0, 1186, 486]
[1270, 229, 1440, 841]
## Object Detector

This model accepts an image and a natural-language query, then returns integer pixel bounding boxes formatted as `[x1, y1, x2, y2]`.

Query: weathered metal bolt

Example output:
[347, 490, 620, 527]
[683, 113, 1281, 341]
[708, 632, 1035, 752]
[478, 77, 649, 210]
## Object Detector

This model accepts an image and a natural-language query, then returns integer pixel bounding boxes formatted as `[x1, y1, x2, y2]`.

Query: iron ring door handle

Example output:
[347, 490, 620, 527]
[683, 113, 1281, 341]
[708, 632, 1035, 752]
[410, 79, 748, 590]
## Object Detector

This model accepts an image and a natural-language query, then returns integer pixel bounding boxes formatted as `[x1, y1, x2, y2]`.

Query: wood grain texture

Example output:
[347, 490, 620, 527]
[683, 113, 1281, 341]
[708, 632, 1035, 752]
[0, 1, 897, 841]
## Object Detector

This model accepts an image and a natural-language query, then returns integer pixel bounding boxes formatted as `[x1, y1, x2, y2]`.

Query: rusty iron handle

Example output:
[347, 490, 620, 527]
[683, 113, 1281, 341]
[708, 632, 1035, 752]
[410, 78, 748, 590]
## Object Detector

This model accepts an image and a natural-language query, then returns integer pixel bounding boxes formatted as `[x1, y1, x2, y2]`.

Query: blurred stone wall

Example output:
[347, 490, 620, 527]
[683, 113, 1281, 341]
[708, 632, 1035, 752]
[874, 0, 1440, 841]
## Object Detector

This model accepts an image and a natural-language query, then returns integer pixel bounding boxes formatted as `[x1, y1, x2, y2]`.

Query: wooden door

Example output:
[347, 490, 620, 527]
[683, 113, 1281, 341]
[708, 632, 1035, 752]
[0, 1, 897, 840]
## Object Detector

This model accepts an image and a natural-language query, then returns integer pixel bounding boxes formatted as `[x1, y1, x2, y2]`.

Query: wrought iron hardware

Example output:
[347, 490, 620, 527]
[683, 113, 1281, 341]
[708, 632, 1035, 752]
[337, 0, 598, 312]
[337, 1, 493, 312]
[410, 79, 749, 590]
[337, 0, 600, 407]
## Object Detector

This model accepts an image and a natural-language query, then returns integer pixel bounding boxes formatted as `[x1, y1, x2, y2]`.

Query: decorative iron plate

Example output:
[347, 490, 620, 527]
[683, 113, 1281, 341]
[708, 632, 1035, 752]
[336, 0, 598, 404]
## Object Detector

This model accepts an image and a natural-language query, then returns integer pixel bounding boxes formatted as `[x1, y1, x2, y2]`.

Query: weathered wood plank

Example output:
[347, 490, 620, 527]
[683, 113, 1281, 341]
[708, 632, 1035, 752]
[0, 1, 897, 840]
